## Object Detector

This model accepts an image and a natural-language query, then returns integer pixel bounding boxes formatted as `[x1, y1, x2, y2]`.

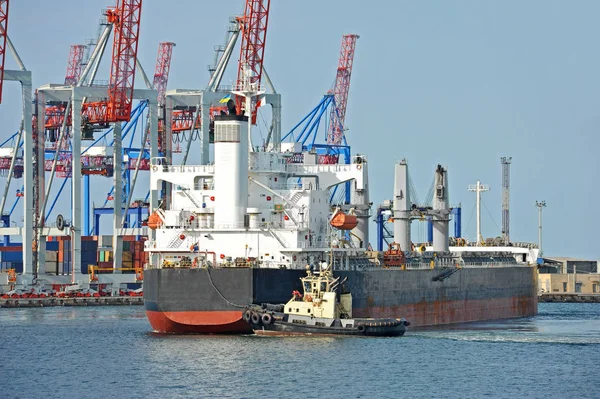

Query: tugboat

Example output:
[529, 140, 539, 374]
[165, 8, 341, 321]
[243, 258, 410, 337]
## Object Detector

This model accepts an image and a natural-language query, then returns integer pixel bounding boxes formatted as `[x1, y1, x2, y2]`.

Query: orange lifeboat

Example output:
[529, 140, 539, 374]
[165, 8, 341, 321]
[330, 212, 358, 230]
[147, 212, 163, 230]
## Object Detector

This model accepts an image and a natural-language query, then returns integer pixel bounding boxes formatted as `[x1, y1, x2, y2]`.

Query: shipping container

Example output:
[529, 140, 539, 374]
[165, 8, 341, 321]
[98, 261, 113, 274]
[45, 251, 58, 262]
[12, 262, 23, 273]
[126, 283, 142, 290]
[45, 261, 58, 274]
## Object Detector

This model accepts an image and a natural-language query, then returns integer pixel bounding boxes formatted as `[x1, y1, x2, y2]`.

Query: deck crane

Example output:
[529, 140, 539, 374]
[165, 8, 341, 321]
[327, 34, 359, 146]
[0, 0, 8, 103]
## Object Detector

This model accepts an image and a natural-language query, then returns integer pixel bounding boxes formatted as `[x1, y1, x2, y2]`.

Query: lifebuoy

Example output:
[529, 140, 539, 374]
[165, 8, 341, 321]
[261, 313, 273, 325]
[356, 164, 362, 170]
[152, 165, 158, 172]
[357, 324, 367, 333]
[250, 312, 261, 325]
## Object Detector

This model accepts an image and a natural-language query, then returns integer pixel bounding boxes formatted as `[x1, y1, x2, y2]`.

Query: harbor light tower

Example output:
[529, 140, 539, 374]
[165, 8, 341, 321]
[468, 180, 489, 246]
[535, 200, 546, 257]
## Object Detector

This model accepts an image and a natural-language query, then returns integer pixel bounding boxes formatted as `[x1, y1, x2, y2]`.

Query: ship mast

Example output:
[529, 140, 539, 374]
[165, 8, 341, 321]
[468, 180, 489, 246]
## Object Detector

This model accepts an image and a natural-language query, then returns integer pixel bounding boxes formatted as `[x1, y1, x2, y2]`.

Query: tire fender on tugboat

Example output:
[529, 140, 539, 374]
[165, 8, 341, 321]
[261, 313, 273, 325]
[357, 324, 367, 333]
[250, 311, 261, 325]
[243, 309, 252, 323]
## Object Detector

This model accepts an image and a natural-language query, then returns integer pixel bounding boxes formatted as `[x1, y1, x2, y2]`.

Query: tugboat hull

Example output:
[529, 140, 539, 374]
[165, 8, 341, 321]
[252, 319, 408, 337]
[244, 307, 409, 337]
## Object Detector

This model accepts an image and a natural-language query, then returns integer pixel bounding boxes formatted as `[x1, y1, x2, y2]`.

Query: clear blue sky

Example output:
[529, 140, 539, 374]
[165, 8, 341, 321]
[0, 0, 598, 260]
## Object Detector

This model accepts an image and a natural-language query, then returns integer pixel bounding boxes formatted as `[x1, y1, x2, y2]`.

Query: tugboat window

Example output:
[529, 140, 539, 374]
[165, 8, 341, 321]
[320, 282, 327, 291]
[303, 281, 311, 292]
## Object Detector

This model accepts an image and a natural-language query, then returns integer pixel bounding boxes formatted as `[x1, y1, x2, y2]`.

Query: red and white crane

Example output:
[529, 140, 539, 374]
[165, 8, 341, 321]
[0, 0, 9, 103]
[235, 0, 270, 123]
[152, 42, 175, 106]
[44, 44, 86, 143]
[327, 34, 359, 146]
[170, 0, 271, 136]
[81, 0, 143, 126]
[106, 0, 142, 122]
[64, 44, 86, 86]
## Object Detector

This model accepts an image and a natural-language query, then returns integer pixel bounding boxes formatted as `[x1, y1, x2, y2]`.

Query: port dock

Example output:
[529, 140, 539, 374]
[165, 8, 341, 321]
[1, 296, 143, 308]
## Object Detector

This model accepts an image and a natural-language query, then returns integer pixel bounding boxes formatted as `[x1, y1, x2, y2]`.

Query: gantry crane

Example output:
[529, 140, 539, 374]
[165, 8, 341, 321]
[235, 0, 270, 123]
[32, 0, 153, 281]
[327, 34, 359, 146]
[282, 34, 359, 204]
[64, 44, 86, 86]
[0, 0, 35, 278]
[0, 0, 8, 103]
[167, 0, 277, 167]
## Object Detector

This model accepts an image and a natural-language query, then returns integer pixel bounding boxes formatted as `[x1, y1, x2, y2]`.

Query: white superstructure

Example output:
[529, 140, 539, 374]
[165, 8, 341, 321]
[146, 113, 370, 269]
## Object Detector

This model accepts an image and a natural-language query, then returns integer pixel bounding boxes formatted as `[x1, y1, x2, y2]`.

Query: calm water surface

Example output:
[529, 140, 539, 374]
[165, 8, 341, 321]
[1, 303, 599, 398]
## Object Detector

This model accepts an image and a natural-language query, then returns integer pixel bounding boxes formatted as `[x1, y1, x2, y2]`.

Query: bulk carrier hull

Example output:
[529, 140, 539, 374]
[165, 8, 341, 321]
[144, 266, 538, 333]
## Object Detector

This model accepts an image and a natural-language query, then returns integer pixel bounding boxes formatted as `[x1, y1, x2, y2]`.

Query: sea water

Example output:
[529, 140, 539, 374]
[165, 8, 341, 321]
[0, 303, 598, 399]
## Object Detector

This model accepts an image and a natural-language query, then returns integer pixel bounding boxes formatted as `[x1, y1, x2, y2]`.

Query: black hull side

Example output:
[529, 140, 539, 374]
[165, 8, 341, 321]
[144, 266, 538, 332]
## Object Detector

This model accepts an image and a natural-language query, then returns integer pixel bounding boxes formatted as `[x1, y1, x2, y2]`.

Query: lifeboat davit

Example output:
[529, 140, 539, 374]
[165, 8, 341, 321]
[330, 212, 358, 230]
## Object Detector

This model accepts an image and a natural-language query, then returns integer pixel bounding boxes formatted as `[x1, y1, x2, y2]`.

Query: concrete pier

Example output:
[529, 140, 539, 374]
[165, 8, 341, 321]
[0, 296, 143, 308]
[538, 293, 600, 303]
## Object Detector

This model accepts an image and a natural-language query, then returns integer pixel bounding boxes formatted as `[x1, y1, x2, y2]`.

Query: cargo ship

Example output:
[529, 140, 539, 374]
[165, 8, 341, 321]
[143, 93, 538, 334]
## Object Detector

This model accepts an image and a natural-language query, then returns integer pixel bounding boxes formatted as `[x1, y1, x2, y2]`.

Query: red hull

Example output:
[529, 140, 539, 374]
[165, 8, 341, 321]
[146, 310, 252, 334]
[353, 295, 537, 327]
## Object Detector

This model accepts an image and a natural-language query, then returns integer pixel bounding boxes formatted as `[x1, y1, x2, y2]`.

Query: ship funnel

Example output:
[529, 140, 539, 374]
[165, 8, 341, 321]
[213, 114, 249, 229]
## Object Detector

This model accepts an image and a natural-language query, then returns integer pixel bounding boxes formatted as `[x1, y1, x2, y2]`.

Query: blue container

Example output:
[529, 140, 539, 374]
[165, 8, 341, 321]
[82, 241, 98, 251]
[62, 262, 72, 275]
[82, 251, 97, 261]
[3, 252, 22, 262]
[126, 283, 142, 290]
[46, 242, 59, 251]
[13, 262, 23, 273]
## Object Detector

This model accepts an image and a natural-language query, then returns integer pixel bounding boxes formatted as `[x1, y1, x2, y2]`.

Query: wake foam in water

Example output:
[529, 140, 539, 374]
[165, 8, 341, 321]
[412, 331, 600, 345]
